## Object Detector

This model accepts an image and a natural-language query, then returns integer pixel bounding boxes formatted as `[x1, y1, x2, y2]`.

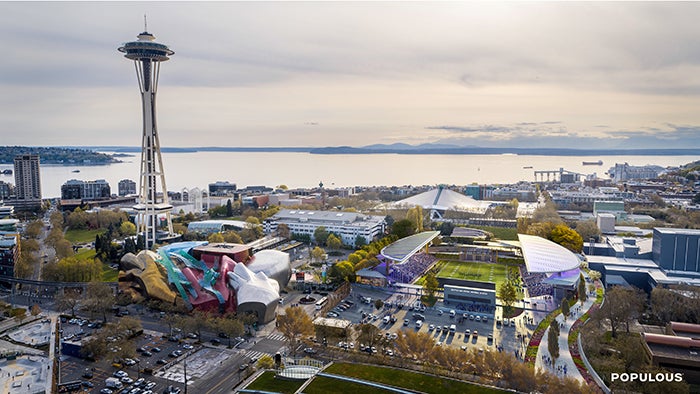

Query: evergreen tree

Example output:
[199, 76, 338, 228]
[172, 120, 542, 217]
[578, 273, 587, 305]
[561, 297, 570, 319]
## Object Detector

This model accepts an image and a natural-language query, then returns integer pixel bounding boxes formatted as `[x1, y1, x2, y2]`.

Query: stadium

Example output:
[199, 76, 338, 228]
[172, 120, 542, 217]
[357, 230, 584, 312]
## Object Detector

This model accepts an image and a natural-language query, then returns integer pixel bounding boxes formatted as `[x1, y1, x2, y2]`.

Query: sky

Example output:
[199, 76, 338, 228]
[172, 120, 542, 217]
[1, 2, 700, 149]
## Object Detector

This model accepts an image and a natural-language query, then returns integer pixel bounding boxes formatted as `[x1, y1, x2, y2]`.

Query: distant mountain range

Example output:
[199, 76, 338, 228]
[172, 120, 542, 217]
[77, 144, 700, 156]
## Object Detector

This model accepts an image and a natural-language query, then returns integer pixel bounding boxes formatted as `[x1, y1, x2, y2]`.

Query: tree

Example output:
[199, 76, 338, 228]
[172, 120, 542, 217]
[119, 221, 136, 236]
[26, 220, 45, 239]
[549, 224, 583, 253]
[578, 273, 587, 305]
[226, 199, 234, 217]
[222, 231, 243, 244]
[55, 289, 81, 316]
[394, 330, 435, 361]
[214, 316, 244, 347]
[208, 232, 225, 243]
[374, 299, 384, 310]
[326, 234, 342, 250]
[561, 297, 570, 320]
[313, 226, 330, 246]
[595, 286, 644, 338]
[575, 220, 601, 243]
[548, 318, 560, 361]
[437, 221, 455, 236]
[84, 282, 115, 323]
[423, 272, 439, 302]
[406, 206, 424, 232]
[30, 304, 41, 316]
[276, 223, 290, 239]
[354, 323, 381, 348]
[277, 306, 314, 355]
[498, 280, 518, 313]
[328, 261, 355, 283]
[256, 354, 275, 369]
[354, 235, 367, 248]
[55, 239, 74, 259]
[311, 246, 326, 263]
[392, 219, 415, 238]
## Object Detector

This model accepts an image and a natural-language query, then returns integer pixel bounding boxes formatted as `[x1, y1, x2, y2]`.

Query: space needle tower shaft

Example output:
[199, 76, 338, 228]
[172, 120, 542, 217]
[118, 22, 175, 249]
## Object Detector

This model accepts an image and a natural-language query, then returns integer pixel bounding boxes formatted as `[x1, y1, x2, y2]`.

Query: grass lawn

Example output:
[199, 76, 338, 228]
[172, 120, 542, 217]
[324, 363, 505, 394]
[65, 228, 104, 244]
[71, 248, 117, 282]
[304, 376, 397, 394]
[436, 260, 512, 291]
[244, 371, 305, 394]
[469, 225, 518, 241]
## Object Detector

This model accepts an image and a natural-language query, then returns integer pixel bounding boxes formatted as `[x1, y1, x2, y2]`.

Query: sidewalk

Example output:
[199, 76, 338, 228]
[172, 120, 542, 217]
[534, 293, 596, 382]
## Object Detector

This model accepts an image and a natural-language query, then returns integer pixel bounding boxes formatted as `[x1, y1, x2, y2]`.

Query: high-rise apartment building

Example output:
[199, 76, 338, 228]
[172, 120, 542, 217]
[118, 179, 137, 196]
[13, 154, 41, 211]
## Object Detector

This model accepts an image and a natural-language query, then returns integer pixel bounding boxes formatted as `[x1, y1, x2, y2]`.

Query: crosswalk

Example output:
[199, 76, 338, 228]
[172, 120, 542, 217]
[244, 350, 272, 361]
[266, 333, 287, 342]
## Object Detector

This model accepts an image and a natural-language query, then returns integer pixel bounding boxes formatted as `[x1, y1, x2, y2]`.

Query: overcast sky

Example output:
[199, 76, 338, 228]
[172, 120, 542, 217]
[1, 2, 700, 149]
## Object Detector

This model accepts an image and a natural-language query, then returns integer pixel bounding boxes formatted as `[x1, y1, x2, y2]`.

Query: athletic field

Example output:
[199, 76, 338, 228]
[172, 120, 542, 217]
[435, 260, 511, 290]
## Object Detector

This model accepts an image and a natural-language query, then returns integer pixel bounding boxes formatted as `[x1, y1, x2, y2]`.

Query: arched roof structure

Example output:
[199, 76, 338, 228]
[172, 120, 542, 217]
[518, 234, 581, 273]
[380, 231, 440, 264]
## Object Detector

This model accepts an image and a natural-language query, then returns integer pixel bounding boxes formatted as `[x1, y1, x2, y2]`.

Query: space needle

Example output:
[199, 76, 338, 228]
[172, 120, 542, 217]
[118, 21, 176, 249]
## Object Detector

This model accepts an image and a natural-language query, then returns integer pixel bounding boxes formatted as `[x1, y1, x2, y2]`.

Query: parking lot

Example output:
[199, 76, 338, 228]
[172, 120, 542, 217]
[311, 285, 546, 358]
[59, 317, 203, 394]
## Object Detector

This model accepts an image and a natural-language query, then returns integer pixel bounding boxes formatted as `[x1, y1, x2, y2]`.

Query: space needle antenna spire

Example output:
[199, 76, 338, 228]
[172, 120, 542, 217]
[144, 14, 147, 32]
[118, 23, 177, 249]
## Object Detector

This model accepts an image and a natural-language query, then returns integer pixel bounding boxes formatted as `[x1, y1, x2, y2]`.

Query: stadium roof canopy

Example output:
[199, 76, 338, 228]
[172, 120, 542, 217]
[518, 234, 581, 273]
[385, 187, 493, 218]
[187, 220, 249, 235]
[380, 231, 440, 264]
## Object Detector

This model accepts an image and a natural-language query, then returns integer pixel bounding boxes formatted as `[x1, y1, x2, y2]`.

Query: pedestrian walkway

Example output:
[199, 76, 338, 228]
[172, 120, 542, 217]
[266, 333, 286, 342]
[534, 293, 597, 382]
[244, 350, 272, 361]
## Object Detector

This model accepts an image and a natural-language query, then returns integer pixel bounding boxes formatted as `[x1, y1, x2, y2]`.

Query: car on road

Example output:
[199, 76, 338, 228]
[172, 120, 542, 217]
[303, 347, 317, 354]
[210, 338, 221, 345]
[100, 389, 113, 394]
[144, 382, 156, 390]
[475, 316, 481, 322]
[239, 363, 249, 371]
[82, 381, 94, 388]
[156, 359, 167, 365]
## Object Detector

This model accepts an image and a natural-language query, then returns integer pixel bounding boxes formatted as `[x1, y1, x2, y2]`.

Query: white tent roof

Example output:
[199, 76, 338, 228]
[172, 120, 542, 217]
[518, 234, 581, 273]
[387, 188, 492, 214]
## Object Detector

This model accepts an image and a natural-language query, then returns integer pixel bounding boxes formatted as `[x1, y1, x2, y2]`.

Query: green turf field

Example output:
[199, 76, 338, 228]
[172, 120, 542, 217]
[436, 260, 513, 292]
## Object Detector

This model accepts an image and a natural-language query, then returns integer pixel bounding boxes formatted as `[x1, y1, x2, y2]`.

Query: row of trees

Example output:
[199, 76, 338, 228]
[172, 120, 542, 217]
[327, 235, 398, 283]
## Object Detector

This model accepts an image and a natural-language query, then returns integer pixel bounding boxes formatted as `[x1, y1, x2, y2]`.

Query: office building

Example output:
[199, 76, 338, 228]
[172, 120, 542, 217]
[264, 209, 386, 246]
[13, 154, 41, 211]
[652, 228, 700, 275]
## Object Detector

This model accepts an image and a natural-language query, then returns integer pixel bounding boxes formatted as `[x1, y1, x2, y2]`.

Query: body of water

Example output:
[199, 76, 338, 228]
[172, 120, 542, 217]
[1, 152, 698, 199]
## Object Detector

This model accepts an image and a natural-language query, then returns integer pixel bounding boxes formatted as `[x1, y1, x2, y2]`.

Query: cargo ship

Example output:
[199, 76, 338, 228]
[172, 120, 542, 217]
[582, 160, 603, 165]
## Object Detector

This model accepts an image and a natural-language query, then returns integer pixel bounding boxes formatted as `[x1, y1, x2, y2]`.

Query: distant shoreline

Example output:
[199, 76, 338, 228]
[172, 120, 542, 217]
[81, 146, 700, 157]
